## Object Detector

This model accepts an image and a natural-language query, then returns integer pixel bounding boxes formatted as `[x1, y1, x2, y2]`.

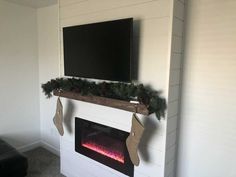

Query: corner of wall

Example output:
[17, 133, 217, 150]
[164, 0, 185, 177]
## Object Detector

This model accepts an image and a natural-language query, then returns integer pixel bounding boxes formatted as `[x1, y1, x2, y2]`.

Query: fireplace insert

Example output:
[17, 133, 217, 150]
[75, 117, 134, 177]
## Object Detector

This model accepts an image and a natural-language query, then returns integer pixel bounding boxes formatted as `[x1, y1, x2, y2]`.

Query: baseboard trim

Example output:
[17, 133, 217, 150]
[16, 140, 60, 157]
[40, 140, 60, 156]
[17, 140, 41, 153]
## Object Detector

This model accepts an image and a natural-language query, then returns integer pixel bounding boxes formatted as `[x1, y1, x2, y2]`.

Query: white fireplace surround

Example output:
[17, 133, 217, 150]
[58, 0, 185, 177]
[61, 98, 165, 177]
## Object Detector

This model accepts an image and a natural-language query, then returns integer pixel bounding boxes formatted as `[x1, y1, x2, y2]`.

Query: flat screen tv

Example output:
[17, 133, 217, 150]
[63, 18, 133, 82]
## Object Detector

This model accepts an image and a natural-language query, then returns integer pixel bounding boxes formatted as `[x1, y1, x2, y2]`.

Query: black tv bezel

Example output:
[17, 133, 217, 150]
[62, 18, 134, 82]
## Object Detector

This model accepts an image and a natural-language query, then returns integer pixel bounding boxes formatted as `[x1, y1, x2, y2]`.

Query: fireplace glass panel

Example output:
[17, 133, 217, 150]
[81, 128, 125, 163]
[75, 117, 134, 177]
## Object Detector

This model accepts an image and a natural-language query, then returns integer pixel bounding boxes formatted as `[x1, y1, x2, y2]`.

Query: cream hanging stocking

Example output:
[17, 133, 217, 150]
[53, 97, 64, 136]
[126, 113, 144, 166]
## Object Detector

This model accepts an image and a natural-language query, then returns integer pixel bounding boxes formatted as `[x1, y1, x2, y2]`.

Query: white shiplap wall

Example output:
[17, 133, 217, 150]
[165, 1, 185, 177]
[58, 0, 184, 177]
[177, 0, 236, 177]
[59, 0, 172, 91]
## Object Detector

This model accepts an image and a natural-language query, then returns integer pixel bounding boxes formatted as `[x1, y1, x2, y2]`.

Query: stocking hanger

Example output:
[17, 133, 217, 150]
[130, 100, 139, 114]
[134, 104, 138, 114]
[57, 89, 62, 98]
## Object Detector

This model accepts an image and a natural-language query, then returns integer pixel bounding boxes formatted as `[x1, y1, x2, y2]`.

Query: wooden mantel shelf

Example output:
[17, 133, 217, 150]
[53, 90, 149, 115]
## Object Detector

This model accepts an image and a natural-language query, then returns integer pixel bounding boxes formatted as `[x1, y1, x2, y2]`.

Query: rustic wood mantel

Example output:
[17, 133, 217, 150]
[53, 90, 149, 115]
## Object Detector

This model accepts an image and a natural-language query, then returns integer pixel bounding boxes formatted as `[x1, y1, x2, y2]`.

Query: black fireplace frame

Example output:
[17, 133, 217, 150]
[75, 117, 134, 177]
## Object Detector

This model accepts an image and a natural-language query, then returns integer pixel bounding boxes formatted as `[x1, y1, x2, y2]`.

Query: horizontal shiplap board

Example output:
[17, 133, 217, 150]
[165, 159, 175, 177]
[167, 116, 178, 134]
[62, 98, 133, 132]
[140, 125, 166, 151]
[168, 171, 175, 177]
[187, 0, 236, 13]
[135, 160, 164, 177]
[169, 69, 181, 86]
[168, 85, 180, 102]
[133, 17, 170, 37]
[138, 35, 169, 90]
[60, 0, 171, 27]
[165, 144, 176, 164]
[172, 36, 183, 53]
[166, 130, 177, 149]
[167, 101, 178, 118]
[170, 53, 182, 70]
[60, 0, 167, 19]
[174, 0, 184, 20]
[139, 145, 165, 166]
[172, 17, 184, 37]
[133, 171, 147, 177]
[167, 100, 179, 118]
[60, 0, 159, 18]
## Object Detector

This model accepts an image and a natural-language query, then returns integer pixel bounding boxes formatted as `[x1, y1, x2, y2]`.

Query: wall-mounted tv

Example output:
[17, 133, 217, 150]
[63, 18, 133, 82]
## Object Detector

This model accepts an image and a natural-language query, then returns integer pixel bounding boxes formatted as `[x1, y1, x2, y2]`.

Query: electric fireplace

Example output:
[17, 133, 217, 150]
[75, 117, 134, 177]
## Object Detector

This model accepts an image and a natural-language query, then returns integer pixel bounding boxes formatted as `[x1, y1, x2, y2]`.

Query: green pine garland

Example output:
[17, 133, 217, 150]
[41, 78, 166, 120]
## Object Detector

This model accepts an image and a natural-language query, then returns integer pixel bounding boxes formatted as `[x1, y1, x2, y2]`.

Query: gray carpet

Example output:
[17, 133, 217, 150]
[24, 147, 65, 177]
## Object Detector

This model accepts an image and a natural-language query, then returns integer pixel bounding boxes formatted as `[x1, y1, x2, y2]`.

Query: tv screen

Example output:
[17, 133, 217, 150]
[63, 18, 133, 82]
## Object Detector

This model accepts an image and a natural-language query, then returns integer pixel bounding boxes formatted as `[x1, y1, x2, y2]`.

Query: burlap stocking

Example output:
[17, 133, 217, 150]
[53, 97, 64, 136]
[126, 113, 144, 166]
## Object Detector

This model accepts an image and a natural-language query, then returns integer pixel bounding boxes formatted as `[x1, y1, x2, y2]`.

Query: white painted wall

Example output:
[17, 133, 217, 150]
[0, 0, 60, 153]
[37, 4, 60, 153]
[166, 1, 185, 177]
[0, 0, 40, 150]
[177, 0, 236, 177]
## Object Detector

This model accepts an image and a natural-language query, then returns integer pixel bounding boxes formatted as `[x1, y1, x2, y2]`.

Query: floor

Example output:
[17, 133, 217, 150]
[24, 147, 65, 177]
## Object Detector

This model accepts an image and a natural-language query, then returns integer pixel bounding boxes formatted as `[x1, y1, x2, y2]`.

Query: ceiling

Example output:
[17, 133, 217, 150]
[5, 0, 58, 8]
